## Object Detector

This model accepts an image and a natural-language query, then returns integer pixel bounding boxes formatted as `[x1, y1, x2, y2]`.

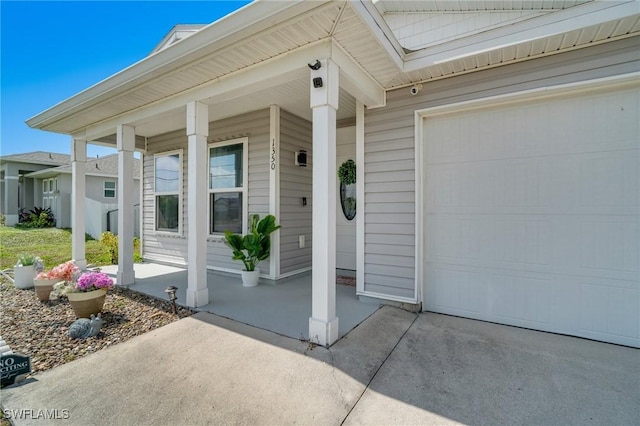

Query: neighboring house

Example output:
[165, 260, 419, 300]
[1, 151, 140, 238]
[26, 1, 639, 347]
[0, 151, 70, 225]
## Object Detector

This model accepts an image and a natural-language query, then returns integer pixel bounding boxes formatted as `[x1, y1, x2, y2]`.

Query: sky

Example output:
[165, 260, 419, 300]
[1, 1, 251, 159]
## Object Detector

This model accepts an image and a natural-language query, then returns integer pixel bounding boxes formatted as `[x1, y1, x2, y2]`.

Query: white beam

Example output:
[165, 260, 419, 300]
[116, 124, 135, 286]
[71, 139, 87, 269]
[309, 59, 339, 347]
[404, 0, 640, 72]
[331, 41, 386, 108]
[75, 41, 333, 142]
[186, 101, 209, 307]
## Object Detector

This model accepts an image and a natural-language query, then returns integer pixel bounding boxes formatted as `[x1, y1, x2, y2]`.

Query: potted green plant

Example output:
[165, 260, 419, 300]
[223, 214, 281, 287]
[14, 254, 43, 290]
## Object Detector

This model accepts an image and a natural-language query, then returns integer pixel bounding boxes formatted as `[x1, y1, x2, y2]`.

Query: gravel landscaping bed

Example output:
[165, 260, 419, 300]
[0, 279, 194, 374]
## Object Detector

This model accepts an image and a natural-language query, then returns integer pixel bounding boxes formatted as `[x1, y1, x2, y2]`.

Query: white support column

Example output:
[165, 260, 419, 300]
[186, 101, 209, 307]
[269, 105, 281, 279]
[71, 139, 87, 269]
[355, 101, 365, 295]
[309, 59, 339, 346]
[117, 124, 135, 285]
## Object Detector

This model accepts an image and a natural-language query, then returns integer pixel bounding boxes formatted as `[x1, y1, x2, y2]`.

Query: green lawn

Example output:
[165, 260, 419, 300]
[0, 226, 140, 270]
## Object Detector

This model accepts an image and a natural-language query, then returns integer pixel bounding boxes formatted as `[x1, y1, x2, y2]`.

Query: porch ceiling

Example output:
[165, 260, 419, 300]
[27, 0, 640, 141]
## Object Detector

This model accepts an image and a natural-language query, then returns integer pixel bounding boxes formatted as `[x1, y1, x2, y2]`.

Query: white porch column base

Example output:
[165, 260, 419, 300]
[116, 270, 135, 286]
[309, 316, 339, 347]
[71, 139, 87, 269]
[116, 124, 135, 286]
[186, 288, 209, 308]
[186, 101, 209, 308]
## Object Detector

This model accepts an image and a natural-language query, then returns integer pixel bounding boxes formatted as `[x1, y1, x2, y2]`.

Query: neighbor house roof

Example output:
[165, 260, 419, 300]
[25, 154, 141, 179]
[0, 151, 70, 166]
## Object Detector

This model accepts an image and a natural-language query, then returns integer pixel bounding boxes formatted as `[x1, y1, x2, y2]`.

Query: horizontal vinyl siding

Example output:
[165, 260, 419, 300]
[279, 109, 313, 274]
[142, 130, 188, 265]
[210, 109, 271, 275]
[364, 102, 417, 299]
[362, 36, 640, 302]
[142, 109, 271, 273]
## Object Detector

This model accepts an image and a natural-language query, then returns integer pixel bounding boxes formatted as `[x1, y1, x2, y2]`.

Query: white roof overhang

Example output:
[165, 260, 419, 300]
[26, 0, 640, 143]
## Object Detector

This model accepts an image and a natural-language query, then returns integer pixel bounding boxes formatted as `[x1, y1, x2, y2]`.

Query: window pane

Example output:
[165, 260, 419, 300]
[210, 144, 243, 189]
[156, 194, 179, 232]
[155, 154, 180, 192]
[43, 180, 49, 193]
[211, 192, 242, 233]
[104, 181, 116, 189]
[104, 190, 116, 198]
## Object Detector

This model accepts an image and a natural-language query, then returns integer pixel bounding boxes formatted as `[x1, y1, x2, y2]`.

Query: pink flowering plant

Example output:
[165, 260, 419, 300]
[36, 260, 80, 282]
[75, 272, 114, 292]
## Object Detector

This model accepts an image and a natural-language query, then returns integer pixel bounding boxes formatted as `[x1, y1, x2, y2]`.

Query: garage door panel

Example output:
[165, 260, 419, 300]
[423, 85, 640, 347]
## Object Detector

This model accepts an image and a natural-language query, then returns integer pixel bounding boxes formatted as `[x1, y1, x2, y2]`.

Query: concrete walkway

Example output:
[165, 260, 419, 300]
[2, 308, 638, 425]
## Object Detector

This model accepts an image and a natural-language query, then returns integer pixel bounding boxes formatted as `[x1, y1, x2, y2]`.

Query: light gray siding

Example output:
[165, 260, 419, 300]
[142, 129, 188, 265]
[279, 109, 313, 274]
[363, 36, 640, 301]
[209, 109, 271, 275]
[142, 109, 272, 273]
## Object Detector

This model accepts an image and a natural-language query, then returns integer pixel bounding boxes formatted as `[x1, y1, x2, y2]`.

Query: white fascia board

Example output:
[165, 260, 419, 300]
[404, 0, 640, 72]
[27, 0, 330, 131]
[331, 41, 386, 108]
[350, 0, 405, 69]
[76, 41, 333, 141]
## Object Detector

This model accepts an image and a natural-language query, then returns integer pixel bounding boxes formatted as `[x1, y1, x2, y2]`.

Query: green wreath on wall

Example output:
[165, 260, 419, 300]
[337, 159, 356, 185]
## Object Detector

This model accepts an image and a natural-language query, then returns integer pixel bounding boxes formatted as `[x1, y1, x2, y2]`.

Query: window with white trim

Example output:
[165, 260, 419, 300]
[104, 181, 116, 198]
[209, 138, 247, 234]
[154, 150, 182, 233]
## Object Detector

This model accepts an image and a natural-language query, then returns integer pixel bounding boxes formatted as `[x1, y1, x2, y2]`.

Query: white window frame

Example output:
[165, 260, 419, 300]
[104, 180, 116, 198]
[153, 149, 183, 235]
[208, 137, 248, 237]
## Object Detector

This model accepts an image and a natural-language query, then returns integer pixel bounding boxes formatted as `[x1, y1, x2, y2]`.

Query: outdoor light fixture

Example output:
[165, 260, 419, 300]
[307, 59, 321, 70]
[295, 150, 307, 167]
[165, 285, 178, 314]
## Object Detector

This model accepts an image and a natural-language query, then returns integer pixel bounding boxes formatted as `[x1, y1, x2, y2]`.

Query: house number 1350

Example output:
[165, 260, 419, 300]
[270, 139, 276, 170]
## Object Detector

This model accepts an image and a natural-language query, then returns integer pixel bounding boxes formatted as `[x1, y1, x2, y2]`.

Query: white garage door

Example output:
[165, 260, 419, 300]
[423, 83, 639, 348]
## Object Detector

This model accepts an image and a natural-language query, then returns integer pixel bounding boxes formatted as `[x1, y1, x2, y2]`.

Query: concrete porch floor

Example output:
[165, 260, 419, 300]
[100, 262, 380, 341]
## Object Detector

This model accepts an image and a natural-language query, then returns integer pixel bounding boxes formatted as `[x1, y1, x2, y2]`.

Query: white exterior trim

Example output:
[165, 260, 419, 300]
[27, 1, 330, 131]
[71, 138, 87, 269]
[403, 1, 640, 71]
[186, 101, 209, 307]
[73, 40, 334, 142]
[414, 71, 640, 309]
[269, 105, 281, 279]
[117, 124, 136, 286]
[355, 101, 365, 295]
[153, 149, 184, 236]
[207, 137, 249, 236]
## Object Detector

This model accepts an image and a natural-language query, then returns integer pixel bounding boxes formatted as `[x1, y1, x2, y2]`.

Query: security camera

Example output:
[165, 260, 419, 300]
[308, 60, 321, 70]
[410, 84, 423, 95]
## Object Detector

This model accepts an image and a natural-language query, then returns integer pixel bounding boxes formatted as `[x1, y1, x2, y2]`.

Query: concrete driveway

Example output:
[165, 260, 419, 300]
[2, 307, 638, 425]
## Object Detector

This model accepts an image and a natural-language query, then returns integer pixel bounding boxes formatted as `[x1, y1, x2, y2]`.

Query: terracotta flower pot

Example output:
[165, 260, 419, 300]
[33, 278, 59, 301]
[68, 289, 107, 318]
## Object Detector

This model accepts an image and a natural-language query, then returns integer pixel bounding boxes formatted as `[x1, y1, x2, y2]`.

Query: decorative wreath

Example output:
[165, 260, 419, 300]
[337, 159, 356, 185]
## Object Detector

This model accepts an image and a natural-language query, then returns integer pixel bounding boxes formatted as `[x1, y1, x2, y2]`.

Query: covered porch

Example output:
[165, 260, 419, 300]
[100, 262, 380, 341]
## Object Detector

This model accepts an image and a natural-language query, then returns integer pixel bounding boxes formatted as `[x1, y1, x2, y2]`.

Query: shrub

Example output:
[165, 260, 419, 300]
[100, 231, 119, 264]
[16, 207, 55, 228]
